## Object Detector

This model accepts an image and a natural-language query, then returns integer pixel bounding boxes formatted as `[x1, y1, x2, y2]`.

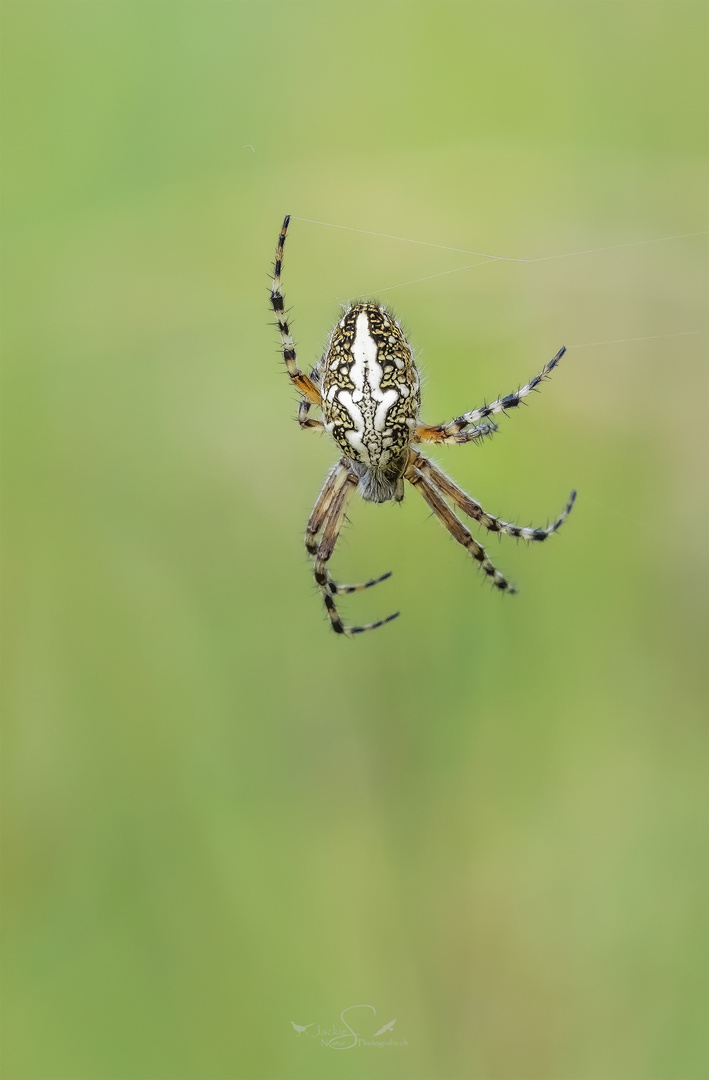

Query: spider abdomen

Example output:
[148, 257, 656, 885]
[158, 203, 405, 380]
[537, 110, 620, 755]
[322, 304, 420, 481]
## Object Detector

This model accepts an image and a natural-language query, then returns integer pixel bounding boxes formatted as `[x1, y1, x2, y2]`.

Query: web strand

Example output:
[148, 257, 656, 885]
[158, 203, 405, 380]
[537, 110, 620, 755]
[349, 259, 494, 299]
[293, 215, 708, 266]
[567, 331, 701, 351]
[292, 215, 709, 299]
[291, 216, 522, 261]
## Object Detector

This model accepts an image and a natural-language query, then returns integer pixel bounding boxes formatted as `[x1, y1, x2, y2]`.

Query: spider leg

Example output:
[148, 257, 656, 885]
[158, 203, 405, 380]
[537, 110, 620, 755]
[413, 420, 498, 446]
[415, 346, 565, 443]
[297, 404, 326, 431]
[326, 572, 393, 596]
[270, 215, 322, 405]
[305, 463, 351, 556]
[412, 452, 577, 541]
[404, 458, 517, 593]
[309, 467, 399, 635]
[299, 418, 326, 431]
[297, 357, 326, 431]
[305, 463, 393, 596]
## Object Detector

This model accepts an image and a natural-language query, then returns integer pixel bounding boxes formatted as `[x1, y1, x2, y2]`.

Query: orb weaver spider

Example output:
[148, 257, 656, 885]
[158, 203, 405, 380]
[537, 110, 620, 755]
[270, 215, 576, 636]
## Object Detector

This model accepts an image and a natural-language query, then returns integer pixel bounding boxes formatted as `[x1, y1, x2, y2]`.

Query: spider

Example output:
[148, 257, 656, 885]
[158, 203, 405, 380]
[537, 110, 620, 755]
[270, 215, 576, 636]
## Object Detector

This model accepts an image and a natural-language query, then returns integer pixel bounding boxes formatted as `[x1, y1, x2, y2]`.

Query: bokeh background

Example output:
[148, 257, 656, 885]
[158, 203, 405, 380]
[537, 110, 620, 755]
[2, 2, 707, 1079]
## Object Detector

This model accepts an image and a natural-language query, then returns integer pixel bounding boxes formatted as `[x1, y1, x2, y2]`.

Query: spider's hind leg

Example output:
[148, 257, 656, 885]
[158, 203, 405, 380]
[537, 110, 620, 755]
[297, 357, 327, 431]
[270, 215, 322, 405]
[414, 420, 499, 446]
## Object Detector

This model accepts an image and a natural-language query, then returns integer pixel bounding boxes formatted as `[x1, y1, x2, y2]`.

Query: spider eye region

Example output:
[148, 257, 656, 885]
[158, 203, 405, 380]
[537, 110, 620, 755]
[322, 303, 420, 470]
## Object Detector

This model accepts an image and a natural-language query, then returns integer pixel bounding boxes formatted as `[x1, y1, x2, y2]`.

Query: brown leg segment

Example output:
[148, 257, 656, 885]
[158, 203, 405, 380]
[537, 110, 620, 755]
[413, 453, 576, 542]
[309, 468, 399, 635]
[405, 459, 517, 593]
[297, 358, 326, 431]
[414, 420, 498, 446]
[305, 463, 351, 557]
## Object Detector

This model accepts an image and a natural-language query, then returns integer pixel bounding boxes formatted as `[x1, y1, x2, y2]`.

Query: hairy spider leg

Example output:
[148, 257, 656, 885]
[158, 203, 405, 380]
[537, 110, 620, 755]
[298, 357, 326, 431]
[306, 463, 394, 600]
[312, 472, 399, 635]
[305, 462, 349, 555]
[412, 453, 577, 541]
[415, 346, 565, 443]
[405, 460, 517, 593]
[414, 420, 498, 446]
[270, 215, 322, 406]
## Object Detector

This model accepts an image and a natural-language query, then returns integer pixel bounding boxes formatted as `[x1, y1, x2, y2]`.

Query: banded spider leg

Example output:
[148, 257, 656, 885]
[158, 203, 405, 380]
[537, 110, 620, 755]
[405, 451, 575, 592]
[306, 463, 399, 635]
[297, 358, 326, 431]
[412, 453, 577, 542]
[415, 347, 565, 444]
[270, 214, 322, 410]
[404, 457, 517, 593]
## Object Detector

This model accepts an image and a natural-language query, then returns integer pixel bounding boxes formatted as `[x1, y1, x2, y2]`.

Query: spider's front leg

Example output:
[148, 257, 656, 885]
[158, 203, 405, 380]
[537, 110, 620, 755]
[415, 346, 565, 444]
[404, 458, 517, 593]
[413, 453, 576, 541]
[306, 463, 399, 635]
[305, 462, 351, 557]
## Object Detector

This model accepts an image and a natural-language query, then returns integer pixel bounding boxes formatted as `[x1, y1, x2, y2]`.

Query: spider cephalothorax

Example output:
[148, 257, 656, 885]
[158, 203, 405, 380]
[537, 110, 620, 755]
[270, 215, 576, 635]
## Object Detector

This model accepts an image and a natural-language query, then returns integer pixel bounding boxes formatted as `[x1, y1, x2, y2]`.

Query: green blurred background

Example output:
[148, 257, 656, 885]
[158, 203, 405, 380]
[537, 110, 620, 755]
[2, 2, 707, 1078]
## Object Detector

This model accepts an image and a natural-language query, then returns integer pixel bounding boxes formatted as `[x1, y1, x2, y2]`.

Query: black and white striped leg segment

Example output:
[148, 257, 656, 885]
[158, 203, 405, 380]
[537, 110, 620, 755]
[306, 464, 398, 631]
[417, 347, 565, 442]
[298, 402, 325, 431]
[413, 454, 577, 541]
[405, 460, 517, 593]
[270, 215, 322, 406]
[414, 420, 499, 446]
[314, 476, 399, 634]
[297, 357, 326, 430]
